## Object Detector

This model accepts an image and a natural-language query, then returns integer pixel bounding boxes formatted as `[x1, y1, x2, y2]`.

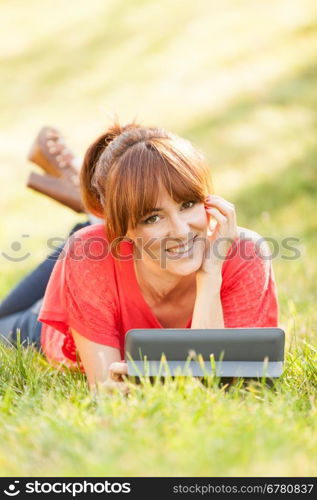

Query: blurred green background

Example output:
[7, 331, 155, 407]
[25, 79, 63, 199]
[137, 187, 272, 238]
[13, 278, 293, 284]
[0, 0, 317, 478]
[1, 0, 317, 338]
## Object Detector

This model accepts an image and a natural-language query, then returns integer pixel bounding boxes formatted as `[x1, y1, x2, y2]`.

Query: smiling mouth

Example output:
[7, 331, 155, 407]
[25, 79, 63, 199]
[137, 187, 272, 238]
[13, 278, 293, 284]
[165, 235, 197, 254]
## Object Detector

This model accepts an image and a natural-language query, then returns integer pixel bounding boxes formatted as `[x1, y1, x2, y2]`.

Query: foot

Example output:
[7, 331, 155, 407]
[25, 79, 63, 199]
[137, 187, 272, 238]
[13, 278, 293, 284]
[28, 126, 80, 187]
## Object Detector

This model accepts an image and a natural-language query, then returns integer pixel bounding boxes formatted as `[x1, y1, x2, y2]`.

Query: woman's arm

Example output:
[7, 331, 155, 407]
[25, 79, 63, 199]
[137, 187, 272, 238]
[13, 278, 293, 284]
[191, 195, 238, 329]
[71, 328, 127, 393]
[191, 269, 224, 329]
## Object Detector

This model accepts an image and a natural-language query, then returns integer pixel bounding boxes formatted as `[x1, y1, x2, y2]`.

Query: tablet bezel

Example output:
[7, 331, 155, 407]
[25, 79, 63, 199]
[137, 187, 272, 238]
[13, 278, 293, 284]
[124, 327, 285, 378]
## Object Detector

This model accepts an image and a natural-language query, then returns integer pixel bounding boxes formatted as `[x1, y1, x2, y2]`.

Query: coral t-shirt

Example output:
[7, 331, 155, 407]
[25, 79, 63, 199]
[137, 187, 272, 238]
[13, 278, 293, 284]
[38, 224, 279, 373]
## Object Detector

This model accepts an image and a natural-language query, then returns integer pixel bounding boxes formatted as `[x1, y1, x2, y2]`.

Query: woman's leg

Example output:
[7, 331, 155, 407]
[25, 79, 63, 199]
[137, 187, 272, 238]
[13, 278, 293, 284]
[0, 221, 91, 318]
[1, 124, 103, 319]
[0, 298, 43, 351]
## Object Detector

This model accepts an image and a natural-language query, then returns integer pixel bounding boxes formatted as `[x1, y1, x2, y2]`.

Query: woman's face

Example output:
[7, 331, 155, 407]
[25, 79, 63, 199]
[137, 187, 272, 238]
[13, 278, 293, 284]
[126, 185, 210, 277]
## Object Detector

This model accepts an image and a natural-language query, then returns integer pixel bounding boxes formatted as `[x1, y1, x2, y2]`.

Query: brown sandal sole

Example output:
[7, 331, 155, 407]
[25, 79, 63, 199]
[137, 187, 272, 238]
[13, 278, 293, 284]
[26, 171, 85, 214]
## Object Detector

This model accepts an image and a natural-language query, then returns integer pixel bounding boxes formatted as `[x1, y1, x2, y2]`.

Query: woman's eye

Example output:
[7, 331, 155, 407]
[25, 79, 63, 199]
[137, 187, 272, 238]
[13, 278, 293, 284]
[144, 214, 160, 224]
[143, 201, 196, 224]
[182, 200, 196, 209]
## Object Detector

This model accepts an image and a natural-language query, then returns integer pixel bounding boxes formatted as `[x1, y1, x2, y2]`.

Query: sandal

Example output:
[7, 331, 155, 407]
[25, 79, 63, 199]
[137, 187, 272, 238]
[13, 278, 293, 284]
[28, 126, 80, 187]
[26, 171, 85, 213]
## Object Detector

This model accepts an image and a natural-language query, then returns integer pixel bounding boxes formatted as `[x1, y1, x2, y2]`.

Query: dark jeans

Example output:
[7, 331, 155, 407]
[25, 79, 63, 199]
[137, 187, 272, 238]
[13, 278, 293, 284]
[0, 221, 90, 350]
[0, 298, 44, 350]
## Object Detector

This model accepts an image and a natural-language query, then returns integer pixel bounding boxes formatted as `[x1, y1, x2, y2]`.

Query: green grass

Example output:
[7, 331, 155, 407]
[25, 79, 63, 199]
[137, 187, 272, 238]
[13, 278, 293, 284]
[0, 336, 316, 476]
[0, 0, 317, 477]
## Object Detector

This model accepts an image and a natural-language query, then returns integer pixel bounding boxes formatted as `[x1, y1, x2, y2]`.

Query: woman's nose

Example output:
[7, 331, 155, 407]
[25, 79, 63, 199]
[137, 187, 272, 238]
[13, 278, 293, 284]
[167, 215, 192, 240]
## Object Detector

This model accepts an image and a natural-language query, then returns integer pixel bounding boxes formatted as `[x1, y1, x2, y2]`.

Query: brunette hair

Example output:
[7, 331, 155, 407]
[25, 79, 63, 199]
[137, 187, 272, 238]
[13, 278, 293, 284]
[80, 119, 213, 258]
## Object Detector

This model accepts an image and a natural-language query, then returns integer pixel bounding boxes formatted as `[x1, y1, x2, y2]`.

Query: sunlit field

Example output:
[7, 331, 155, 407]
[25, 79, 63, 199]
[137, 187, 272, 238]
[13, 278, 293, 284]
[0, 0, 316, 477]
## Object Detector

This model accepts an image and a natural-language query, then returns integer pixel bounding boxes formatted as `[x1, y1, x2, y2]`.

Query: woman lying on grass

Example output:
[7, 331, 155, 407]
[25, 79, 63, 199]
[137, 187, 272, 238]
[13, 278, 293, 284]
[2, 120, 279, 394]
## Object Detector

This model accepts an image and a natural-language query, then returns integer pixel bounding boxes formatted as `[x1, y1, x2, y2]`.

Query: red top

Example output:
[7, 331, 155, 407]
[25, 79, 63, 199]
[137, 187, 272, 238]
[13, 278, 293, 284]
[38, 224, 279, 372]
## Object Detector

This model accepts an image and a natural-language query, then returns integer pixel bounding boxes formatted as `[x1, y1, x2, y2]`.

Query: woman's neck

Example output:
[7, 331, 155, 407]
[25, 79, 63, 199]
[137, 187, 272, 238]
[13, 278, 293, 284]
[133, 255, 196, 307]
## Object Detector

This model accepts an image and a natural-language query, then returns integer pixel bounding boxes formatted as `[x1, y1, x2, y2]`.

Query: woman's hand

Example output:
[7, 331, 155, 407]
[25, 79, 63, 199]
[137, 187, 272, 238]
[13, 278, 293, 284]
[197, 194, 239, 276]
[93, 361, 130, 396]
[108, 360, 128, 381]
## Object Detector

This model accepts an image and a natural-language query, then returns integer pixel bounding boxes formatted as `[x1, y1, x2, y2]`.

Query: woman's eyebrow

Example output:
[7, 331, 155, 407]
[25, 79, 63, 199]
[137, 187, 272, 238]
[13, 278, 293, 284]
[146, 207, 164, 213]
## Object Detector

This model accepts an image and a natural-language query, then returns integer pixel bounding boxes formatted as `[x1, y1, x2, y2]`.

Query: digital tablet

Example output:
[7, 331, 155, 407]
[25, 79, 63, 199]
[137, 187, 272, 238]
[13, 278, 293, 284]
[124, 328, 285, 378]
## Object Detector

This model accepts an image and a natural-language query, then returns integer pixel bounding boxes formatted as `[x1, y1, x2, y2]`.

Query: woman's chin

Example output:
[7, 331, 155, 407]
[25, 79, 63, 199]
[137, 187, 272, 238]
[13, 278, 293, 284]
[164, 255, 203, 275]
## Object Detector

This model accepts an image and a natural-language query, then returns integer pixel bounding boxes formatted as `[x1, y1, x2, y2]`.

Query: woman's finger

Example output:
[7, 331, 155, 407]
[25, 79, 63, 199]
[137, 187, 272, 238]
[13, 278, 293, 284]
[205, 196, 237, 237]
[205, 196, 235, 218]
[109, 362, 128, 374]
[205, 194, 235, 208]
[109, 361, 128, 381]
[205, 205, 238, 242]
[205, 207, 228, 226]
[206, 200, 235, 219]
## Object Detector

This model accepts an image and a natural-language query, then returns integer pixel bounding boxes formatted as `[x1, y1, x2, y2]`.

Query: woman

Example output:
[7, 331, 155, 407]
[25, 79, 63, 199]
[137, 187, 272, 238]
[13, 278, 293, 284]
[1, 121, 279, 394]
[37, 120, 278, 393]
